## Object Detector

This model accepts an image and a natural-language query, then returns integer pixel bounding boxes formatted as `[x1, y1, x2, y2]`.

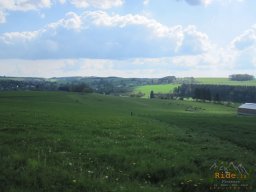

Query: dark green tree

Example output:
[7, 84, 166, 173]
[150, 90, 155, 99]
[214, 93, 220, 103]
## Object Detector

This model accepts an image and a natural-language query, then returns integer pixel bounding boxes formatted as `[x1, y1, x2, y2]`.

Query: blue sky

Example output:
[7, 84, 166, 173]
[0, 0, 256, 77]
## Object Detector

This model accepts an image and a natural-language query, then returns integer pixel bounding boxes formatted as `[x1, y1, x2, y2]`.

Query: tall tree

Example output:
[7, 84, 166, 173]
[150, 90, 155, 99]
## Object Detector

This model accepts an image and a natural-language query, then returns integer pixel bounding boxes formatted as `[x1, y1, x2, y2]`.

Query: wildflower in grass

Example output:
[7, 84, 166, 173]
[105, 175, 108, 179]
[69, 162, 72, 166]
[72, 179, 76, 183]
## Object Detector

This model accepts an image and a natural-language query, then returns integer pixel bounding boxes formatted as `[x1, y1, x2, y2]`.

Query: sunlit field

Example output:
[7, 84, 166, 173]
[1, 91, 255, 192]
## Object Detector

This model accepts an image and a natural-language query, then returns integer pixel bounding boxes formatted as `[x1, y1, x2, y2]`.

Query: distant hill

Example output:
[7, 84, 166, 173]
[132, 77, 256, 99]
[1, 76, 255, 98]
[0, 76, 177, 94]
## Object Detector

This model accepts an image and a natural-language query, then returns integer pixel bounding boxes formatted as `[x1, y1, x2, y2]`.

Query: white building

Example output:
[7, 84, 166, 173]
[238, 103, 256, 116]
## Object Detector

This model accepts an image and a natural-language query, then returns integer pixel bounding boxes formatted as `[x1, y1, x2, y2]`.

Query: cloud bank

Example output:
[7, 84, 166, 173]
[0, 11, 212, 59]
[0, 0, 255, 78]
[0, 0, 125, 24]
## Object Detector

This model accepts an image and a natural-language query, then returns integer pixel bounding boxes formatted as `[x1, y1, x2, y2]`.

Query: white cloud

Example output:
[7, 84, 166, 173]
[57, 12, 82, 31]
[69, 0, 124, 9]
[0, 59, 135, 78]
[0, 0, 52, 11]
[84, 11, 171, 37]
[0, 31, 40, 45]
[0, 0, 124, 11]
[0, 0, 125, 24]
[0, 11, 213, 59]
[177, 25, 212, 54]
[59, 0, 66, 4]
[83, 11, 211, 54]
[46, 11, 83, 32]
[229, 47, 256, 70]
[0, 57, 253, 78]
[0, 11, 6, 23]
[231, 25, 256, 50]
[228, 25, 256, 69]
[143, 0, 150, 5]
[0, 59, 67, 78]
[0, 0, 52, 24]
[1, 21, 256, 78]
[63, 12, 82, 30]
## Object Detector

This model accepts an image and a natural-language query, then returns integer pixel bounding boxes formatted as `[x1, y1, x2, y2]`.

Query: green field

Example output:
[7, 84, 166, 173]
[134, 84, 180, 98]
[195, 78, 256, 86]
[0, 91, 255, 192]
[133, 78, 256, 98]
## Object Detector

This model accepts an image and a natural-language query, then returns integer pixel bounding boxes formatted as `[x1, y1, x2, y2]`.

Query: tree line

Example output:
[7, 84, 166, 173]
[174, 84, 256, 103]
[0, 80, 93, 93]
[229, 74, 254, 81]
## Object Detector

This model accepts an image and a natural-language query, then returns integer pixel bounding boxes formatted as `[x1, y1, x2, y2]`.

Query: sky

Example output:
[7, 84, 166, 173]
[0, 0, 256, 78]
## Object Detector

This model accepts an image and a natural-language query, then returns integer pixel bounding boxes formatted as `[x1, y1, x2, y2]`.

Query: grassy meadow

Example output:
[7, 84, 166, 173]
[133, 78, 256, 98]
[133, 84, 180, 98]
[0, 91, 256, 192]
[195, 78, 256, 86]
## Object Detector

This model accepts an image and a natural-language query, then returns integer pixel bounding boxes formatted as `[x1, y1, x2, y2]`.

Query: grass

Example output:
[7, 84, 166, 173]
[133, 84, 180, 98]
[195, 78, 256, 86]
[133, 78, 256, 98]
[133, 77, 256, 98]
[0, 91, 255, 192]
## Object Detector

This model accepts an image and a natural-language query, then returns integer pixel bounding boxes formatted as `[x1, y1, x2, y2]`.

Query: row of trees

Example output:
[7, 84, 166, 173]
[229, 74, 254, 81]
[58, 83, 93, 93]
[0, 80, 58, 91]
[174, 84, 256, 103]
[0, 80, 93, 93]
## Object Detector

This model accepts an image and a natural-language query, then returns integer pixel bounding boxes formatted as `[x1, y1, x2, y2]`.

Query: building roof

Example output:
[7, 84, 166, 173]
[238, 103, 256, 110]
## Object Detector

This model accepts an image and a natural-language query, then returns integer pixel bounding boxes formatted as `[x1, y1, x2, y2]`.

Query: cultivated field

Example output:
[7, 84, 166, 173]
[0, 91, 255, 192]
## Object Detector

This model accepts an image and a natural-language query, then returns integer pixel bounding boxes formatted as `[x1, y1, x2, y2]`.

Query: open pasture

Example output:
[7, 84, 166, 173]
[0, 91, 255, 191]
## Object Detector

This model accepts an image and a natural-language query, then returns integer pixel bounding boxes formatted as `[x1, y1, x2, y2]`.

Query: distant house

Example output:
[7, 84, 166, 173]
[238, 103, 256, 116]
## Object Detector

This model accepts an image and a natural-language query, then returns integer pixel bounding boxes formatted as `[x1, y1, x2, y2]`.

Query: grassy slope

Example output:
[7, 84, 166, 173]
[133, 78, 256, 98]
[195, 77, 256, 86]
[0, 91, 255, 192]
[134, 84, 180, 98]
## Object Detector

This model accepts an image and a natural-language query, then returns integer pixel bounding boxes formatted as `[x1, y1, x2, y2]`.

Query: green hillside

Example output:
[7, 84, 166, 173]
[0, 91, 255, 191]
[133, 78, 256, 98]
[195, 77, 256, 86]
[134, 84, 180, 98]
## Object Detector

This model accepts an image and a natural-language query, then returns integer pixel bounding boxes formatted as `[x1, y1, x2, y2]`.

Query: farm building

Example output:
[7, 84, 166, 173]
[238, 103, 256, 116]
